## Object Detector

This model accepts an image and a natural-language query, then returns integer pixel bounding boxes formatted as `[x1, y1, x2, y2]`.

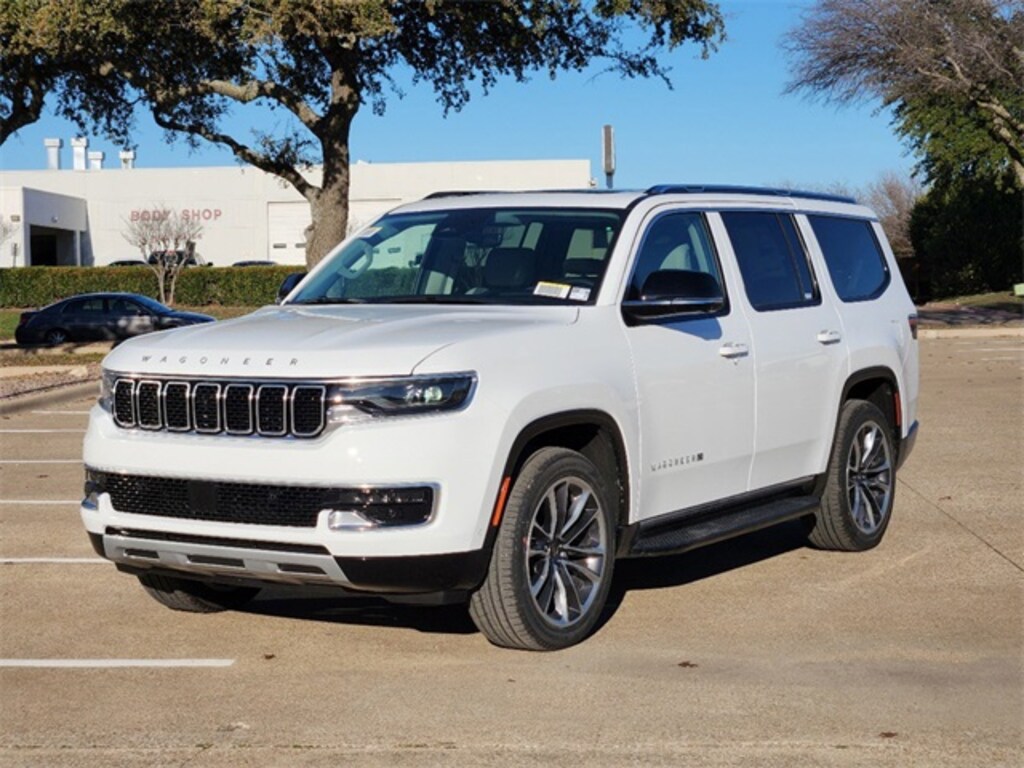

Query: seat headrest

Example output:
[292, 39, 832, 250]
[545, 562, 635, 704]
[485, 248, 536, 289]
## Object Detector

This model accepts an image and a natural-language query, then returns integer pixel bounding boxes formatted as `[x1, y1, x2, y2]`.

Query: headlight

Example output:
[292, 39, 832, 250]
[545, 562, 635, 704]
[98, 369, 117, 413]
[326, 373, 476, 425]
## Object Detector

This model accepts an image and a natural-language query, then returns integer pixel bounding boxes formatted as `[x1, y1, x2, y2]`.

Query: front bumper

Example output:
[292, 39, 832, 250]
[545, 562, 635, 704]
[87, 526, 489, 594]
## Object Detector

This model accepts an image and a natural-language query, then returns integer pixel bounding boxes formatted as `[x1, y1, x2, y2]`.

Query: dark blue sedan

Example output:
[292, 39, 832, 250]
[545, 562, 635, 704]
[15, 292, 214, 346]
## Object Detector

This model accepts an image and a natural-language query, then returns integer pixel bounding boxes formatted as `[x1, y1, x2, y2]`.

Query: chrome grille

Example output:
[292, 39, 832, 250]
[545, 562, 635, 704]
[112, 377, 327, 438]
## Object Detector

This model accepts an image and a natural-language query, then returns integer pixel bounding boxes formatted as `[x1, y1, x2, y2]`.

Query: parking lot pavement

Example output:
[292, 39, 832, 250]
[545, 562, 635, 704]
[0, 336, 1021, 767]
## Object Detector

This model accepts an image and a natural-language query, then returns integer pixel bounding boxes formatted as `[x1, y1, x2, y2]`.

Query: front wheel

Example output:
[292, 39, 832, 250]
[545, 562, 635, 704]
[469, 447, 616, 650]
[808, 400, 896, 551]
[137, 573, 260, 613]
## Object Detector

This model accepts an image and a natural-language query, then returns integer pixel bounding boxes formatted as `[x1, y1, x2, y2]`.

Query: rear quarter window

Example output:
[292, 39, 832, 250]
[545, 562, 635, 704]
[808, 215, 890, 302]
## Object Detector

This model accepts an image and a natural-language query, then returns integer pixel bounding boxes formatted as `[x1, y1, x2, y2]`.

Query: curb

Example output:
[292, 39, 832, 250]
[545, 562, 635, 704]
[0, 379, 99, 417]
[919, 326, 1024, 339]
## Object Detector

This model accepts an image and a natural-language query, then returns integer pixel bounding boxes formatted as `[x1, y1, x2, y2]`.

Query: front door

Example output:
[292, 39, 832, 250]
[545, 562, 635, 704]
[623, 210, 756, 521]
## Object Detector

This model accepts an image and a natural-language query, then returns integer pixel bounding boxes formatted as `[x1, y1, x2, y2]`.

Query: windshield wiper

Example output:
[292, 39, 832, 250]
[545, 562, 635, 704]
[364, 295, 488, 304]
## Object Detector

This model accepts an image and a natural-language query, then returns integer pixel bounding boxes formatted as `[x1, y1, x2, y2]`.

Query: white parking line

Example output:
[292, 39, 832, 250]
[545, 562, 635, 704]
[0, 500, 81, 504]
[0, 429, 86, 434]
[0, 460, 81, 464]
[0, 558, 106, 564]
[0, 659, 236, 668]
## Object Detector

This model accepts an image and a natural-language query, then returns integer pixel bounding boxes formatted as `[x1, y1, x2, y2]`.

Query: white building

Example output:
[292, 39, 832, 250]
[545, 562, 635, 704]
[0, 138, 592, 267]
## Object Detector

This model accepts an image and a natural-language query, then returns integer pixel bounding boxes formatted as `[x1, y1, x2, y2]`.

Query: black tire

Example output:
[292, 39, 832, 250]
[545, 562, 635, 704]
[469, 447, 616, 651]
[45, 328, 69, 346]
[137, 573, 260, 613]
[808, 400, 896, 551]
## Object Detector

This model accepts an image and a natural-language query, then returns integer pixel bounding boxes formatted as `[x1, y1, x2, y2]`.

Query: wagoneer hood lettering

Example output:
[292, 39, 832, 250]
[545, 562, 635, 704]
[103, 304, 579, 378]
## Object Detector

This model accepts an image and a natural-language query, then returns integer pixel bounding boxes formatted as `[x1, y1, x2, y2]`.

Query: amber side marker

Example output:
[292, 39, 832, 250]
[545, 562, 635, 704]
[490, 476, 512, 527]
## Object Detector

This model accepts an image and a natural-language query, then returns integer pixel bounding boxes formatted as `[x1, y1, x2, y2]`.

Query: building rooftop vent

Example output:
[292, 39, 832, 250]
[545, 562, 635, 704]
[71, 137, 88, 171]
[44, 138, 63, 170]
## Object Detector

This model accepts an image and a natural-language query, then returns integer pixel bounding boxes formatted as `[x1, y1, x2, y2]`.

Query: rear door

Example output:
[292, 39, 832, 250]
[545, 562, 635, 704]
[61, 297, 107, 341]
[718, 211, 849, 489]
[623, 209, 756, 520]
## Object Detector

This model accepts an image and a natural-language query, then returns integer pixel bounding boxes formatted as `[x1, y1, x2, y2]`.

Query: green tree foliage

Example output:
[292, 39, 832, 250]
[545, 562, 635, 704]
[1, 0, 725, 267]
[786, 0, 1024, 189]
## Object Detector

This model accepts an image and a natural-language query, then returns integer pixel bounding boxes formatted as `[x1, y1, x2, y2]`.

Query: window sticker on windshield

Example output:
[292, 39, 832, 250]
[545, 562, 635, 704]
[534, 282, 572, 300]
[358, 226, 382, 238]
[569, 287, 591, 302]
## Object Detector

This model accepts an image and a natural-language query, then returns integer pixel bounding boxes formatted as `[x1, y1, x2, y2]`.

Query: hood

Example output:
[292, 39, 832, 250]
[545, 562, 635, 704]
[103, 304, 579, 378]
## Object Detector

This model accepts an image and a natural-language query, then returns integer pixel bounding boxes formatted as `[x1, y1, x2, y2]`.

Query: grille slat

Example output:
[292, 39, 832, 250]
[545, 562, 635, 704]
[113, 378, 326, 439]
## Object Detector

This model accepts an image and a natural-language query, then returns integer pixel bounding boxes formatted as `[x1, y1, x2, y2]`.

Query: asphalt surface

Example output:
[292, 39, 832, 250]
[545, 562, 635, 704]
[0, 336, 1021, 767]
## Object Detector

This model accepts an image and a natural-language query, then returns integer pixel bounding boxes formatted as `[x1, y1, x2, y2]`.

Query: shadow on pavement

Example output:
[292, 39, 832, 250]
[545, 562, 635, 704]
[242, 519, 811, 640]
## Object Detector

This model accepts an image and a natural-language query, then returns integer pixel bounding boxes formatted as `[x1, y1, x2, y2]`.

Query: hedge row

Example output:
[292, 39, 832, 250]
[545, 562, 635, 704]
[0, 266, 303, 308]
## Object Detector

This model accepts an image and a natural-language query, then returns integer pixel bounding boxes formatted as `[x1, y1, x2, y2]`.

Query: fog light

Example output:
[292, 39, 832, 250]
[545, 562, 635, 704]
[324, 487, 434, 529]
[83, 470, 105, 510]
[327, 509, 374, 531]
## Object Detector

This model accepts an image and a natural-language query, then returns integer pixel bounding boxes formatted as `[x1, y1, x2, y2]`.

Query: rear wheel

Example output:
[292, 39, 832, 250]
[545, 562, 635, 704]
[809, 400, 896, 551]
[45, 328, 69, 346]
[470, 447, 615, 650]
[137, 573, 260, 613]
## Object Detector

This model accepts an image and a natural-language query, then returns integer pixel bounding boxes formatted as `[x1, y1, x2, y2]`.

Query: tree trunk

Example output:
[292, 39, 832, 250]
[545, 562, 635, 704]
[304, 117, 353, 269]
[305, 181, 350, 269]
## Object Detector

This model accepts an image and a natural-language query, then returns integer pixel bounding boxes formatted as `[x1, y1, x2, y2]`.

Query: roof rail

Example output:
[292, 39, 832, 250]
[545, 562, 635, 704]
[422, 190, 501, 200]
[645, 184, 857, 204]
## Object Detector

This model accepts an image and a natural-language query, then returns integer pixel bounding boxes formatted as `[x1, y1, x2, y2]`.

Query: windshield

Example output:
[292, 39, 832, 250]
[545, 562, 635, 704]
[290, 207, 624, 306]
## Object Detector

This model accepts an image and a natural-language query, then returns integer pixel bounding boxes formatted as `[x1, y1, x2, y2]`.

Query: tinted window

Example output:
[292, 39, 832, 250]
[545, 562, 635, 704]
[110, 298, 144, 314]
[808, 215, 890, 301]
[62, 298, 106, 314]
[626, 212, 723, 301]
[721, 212, 817, 311]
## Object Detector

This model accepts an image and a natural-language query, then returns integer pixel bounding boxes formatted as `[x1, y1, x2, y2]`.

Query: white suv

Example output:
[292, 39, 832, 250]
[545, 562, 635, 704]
[82, 185, 919, 650]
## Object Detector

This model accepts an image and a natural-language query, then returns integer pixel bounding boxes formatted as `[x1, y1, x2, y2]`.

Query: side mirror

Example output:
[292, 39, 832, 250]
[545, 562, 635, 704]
[276, 272, 307, 304]
[622, 269, 725, 323]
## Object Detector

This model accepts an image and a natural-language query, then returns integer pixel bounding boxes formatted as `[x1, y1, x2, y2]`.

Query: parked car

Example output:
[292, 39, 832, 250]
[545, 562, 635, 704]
[232, 260, 277, 267]
[108, 259, 149, 267]
[15, 292, 214, 346]
[84, 186, 919, 650]
[148, 250, 209, 268]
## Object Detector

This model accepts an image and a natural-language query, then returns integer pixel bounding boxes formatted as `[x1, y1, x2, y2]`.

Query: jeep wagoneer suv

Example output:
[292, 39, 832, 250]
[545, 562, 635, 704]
[82, 185, 919, 650]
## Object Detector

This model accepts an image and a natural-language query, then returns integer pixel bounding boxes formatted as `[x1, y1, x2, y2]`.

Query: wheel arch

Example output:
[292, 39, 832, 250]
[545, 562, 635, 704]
[841, 366, 901, 435]
[495, 410, 631, 531]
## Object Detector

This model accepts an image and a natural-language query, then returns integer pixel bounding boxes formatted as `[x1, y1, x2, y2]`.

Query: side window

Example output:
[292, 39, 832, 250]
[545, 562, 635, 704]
[626, 212, 723, 301]
[62, 298, 105, 314]
[721, 211, 818, 311]
[808, 215, 890, 301]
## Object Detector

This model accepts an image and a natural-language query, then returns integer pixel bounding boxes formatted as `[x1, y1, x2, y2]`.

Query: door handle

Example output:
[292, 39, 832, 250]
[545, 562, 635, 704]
[817, 330, 842, 345]
[719, 342, 749, 359]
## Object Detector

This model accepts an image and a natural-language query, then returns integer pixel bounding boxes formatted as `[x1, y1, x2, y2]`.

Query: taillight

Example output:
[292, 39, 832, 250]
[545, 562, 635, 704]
[17, 312, 35, 327]
[908, 314, 918, 340]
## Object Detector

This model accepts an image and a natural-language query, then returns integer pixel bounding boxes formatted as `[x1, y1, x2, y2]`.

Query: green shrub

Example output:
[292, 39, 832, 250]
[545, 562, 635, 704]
[0, 266, 303, 308]
[910, 175, 1023, 299]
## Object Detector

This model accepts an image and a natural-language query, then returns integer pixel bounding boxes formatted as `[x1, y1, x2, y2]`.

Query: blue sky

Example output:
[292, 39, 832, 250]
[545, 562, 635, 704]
[0, 1, 913, 190]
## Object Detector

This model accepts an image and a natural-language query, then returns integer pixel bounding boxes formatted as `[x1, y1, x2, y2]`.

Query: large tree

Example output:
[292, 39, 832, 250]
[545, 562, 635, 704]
[2, 0, 725, 267]
[785, 0, 1024, 188]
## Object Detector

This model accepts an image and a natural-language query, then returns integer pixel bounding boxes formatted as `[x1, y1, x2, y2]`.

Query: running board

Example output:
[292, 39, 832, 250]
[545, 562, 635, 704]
[625, 495, 820, 557]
